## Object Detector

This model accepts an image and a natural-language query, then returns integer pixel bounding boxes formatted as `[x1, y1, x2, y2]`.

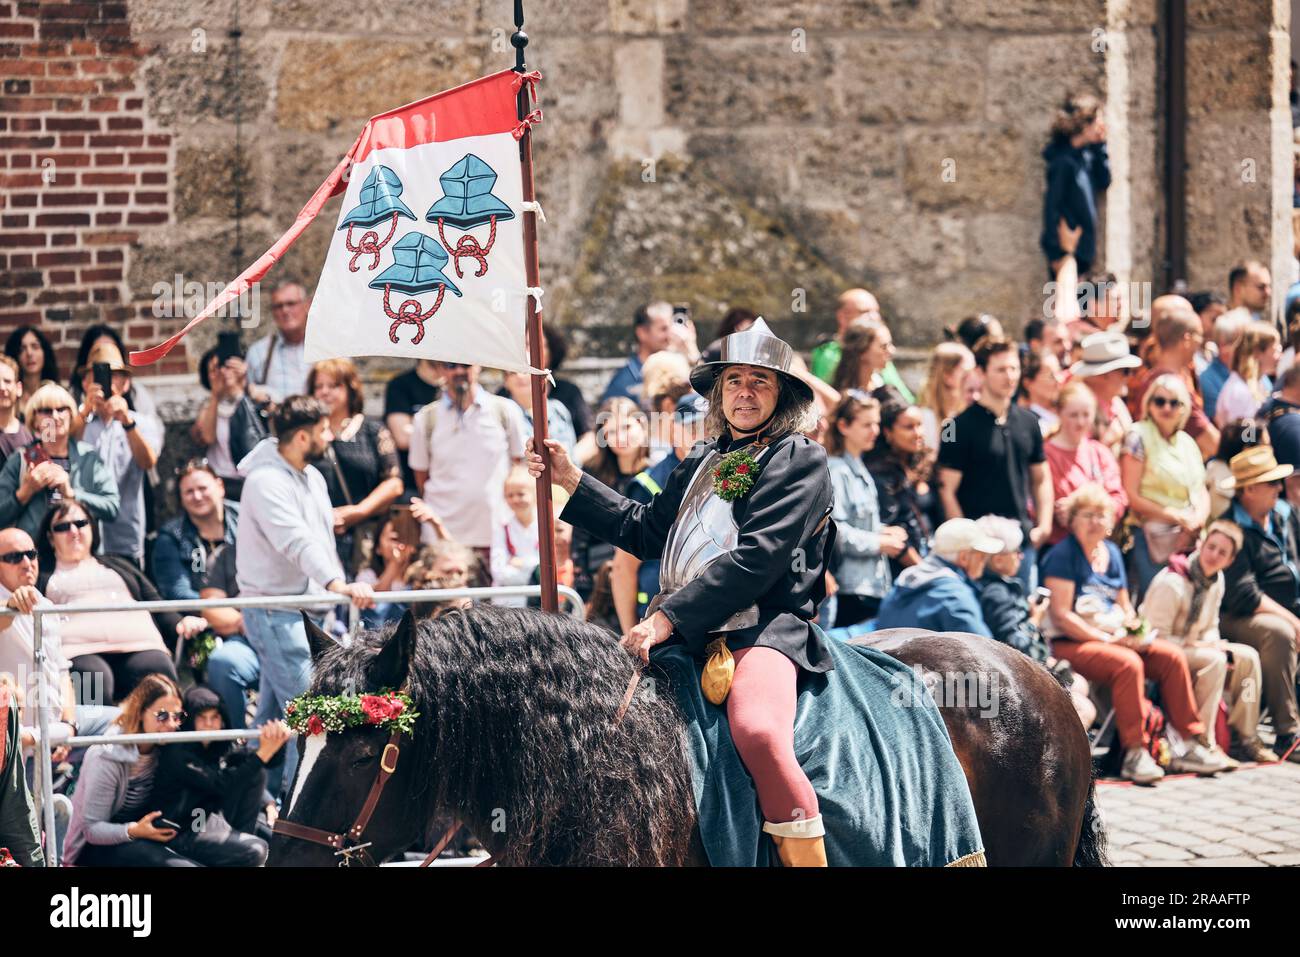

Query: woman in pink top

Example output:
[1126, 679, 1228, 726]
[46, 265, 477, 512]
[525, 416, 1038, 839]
[1044, 382, 1127, 546]
[36, 499, 206, 705]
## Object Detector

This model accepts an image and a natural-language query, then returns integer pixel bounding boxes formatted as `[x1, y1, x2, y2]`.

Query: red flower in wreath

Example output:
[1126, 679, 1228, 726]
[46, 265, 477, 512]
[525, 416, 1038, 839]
[306, 715, 325, 736]
[721, 480, 731, 490]
[285, 702, 296, 715]
[735, 464, 750, 475]
[361, 694, 404, 724]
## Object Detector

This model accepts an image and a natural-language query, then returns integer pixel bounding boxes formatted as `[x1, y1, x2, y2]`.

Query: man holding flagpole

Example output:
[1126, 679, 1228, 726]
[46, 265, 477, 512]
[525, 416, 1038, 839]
[527, 319, 837, 866]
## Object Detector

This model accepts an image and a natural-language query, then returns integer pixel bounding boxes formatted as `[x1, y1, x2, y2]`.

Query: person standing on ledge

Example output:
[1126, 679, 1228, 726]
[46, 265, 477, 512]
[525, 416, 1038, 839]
[1040, 91, 1109, 279]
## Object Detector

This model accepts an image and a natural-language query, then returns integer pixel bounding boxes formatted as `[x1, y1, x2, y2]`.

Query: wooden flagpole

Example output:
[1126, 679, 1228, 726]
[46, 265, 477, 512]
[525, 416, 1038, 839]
[513, 0, 559, 613]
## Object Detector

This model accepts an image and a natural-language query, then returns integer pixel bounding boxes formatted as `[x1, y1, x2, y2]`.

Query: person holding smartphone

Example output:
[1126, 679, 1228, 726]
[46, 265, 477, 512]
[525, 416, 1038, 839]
[73, 342, 164, 566]
[0, 382, 119, 544]
[64, 674, 267, 867]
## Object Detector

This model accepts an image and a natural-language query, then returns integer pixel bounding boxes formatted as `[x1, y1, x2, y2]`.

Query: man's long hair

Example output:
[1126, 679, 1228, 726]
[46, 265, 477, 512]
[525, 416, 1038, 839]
[703, 371, 818, 440]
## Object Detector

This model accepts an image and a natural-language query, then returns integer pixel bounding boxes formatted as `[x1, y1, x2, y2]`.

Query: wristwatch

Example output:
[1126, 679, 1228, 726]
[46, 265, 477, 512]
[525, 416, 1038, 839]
[122, 419, 137, 432]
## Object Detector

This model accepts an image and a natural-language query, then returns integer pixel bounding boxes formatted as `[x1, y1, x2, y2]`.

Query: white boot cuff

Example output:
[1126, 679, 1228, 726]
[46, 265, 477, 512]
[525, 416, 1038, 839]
[762, 814, 825, 838]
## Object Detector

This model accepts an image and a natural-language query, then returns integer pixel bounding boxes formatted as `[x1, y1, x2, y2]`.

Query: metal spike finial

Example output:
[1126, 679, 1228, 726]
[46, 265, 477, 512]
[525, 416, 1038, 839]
[511, 0, 528, 71]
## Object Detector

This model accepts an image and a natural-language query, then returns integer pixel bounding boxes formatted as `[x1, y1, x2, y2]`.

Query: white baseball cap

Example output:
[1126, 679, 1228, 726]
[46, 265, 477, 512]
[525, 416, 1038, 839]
[933, 518, 1006, 557]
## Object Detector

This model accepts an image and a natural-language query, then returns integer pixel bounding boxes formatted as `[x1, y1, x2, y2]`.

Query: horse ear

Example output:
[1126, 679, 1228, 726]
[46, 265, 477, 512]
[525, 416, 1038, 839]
[302, 611, 337, 662]
[372, 609, 417, 689]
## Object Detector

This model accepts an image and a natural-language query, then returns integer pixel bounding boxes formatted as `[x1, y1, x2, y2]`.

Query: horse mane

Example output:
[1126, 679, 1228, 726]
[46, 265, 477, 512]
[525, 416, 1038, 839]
[309, 605, 697, 866]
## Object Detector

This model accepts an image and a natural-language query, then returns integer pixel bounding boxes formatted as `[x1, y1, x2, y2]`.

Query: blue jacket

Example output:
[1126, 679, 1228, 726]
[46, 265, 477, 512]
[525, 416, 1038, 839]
[600, 353, 644, 404]
[827, 453, 891, 599]
[1261, 394, 1300, 470]
[977, 572, 1050, 661]
[1040, 139, 1110, 273]
[1200, 356, 1231, 422]
[874, 553, 992, 638]
[152, 501, 240, 600]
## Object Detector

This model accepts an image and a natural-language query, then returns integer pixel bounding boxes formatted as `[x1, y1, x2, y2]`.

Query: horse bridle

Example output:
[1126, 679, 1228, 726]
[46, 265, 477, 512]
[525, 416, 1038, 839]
[272, 665, 644, 868]
[272, 730, 406, 867]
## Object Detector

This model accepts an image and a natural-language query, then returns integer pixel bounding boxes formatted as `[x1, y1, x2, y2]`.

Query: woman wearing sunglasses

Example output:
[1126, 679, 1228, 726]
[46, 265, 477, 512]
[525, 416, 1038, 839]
[64, 674, 266, 866]
[35, 499, 206, 705]
[0, 382, 120, 543]
[1119, 373, 1210, 600]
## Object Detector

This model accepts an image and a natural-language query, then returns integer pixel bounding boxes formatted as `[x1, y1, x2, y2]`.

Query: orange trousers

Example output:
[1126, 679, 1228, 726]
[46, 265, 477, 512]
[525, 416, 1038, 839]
[1051, 636, 1205, 750]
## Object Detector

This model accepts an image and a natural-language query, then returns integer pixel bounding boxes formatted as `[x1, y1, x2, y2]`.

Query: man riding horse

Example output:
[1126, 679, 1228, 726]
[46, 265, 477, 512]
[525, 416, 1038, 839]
[527, 318, 836, 867]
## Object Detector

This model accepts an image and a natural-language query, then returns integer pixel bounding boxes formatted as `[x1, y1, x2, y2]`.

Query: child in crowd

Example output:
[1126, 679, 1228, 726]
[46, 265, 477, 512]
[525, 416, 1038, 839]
[490, 466, 541, 607]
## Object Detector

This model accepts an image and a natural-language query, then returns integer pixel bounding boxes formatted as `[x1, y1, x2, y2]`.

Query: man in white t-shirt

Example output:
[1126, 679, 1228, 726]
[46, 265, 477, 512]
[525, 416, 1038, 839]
[408, 362, 526, 559]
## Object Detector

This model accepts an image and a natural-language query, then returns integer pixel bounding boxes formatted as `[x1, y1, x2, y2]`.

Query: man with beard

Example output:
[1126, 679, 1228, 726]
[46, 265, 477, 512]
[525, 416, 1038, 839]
[235, 396, 374, 798]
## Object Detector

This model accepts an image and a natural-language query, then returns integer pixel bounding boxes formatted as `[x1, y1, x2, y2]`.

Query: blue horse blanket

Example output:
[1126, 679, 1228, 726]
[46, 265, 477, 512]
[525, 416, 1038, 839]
[653, 630, 985, 867]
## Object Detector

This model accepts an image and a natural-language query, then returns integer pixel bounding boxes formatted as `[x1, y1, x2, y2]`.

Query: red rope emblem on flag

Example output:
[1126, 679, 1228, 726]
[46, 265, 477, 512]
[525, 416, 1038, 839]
[344, 212, 399, 272]
[383, 283, 445, 346]
[436, 216, 497, 278]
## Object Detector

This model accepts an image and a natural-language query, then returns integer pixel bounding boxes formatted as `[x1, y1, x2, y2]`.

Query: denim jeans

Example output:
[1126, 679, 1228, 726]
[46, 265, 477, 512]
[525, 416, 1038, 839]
[240, 607, 313, 800]
[1127, 526, 1168, 604]
[206, 634, 262, 730]
[1016, 545, 1038, 594]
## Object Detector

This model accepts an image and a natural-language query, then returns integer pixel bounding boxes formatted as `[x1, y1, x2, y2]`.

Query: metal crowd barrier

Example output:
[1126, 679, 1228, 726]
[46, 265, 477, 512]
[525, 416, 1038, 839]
[29, 583, 584, 866]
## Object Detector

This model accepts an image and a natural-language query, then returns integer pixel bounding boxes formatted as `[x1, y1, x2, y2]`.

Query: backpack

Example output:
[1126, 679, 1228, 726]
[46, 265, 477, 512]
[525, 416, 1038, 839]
[415, 394, 517, 460]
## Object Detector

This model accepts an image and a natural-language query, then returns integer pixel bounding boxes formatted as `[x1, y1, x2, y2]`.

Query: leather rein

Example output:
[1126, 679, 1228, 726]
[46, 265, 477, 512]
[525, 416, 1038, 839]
[272, 666, 643, 868]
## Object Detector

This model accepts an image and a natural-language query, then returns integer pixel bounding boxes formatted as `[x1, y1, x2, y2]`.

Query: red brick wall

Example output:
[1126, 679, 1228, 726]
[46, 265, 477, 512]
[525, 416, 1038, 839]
[0, 0, 184, 377]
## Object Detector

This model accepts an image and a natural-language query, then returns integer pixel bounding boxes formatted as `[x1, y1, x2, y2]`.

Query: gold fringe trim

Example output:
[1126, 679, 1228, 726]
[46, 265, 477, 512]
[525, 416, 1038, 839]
[945, 849, 988, 868]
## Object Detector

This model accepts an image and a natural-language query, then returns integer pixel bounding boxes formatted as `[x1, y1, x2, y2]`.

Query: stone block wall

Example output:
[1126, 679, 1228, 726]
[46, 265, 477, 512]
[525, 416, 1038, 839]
[1, 0, 1292, 378]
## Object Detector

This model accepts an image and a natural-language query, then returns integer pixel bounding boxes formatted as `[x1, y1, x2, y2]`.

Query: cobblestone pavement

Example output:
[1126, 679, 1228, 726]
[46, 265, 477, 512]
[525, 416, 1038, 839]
[1096, 762, 1300, 867]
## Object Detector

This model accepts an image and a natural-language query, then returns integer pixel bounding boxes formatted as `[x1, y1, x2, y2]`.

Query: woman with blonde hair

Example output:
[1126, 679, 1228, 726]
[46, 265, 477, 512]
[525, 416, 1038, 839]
[1119, 373, 1209, 599]
[573, 396, 650, 601]
[1214, 320, 1282, 427]
[0, 382, 119, 540]
[1045, 381, 1126, 546]
[640, 350, 693, 464]
[916, 342, 974, 450]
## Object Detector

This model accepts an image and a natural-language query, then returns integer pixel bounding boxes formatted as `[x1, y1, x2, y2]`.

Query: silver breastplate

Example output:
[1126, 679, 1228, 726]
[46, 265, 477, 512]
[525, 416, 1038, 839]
[647, 445, 772, 633]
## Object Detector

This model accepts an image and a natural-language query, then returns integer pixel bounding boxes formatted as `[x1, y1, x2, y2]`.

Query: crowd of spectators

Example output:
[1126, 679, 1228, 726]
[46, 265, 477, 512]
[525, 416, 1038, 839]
[7, 156, 1300, 862]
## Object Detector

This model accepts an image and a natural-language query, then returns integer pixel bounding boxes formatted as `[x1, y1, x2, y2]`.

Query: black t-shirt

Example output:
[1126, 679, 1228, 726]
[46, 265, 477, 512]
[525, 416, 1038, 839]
[936, 402, 1045, 538]
[200, 543, 239, 598]
[384, 369, 440, 492]
[310, 417, 402, 509]
[384, 368, 440, 420]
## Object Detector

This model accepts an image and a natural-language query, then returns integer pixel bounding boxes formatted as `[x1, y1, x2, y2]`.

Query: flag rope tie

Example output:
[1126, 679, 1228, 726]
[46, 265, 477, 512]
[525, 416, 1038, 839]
[511, 108, 543, 141]
[511, 70, 542, 95]
[383, 283, 444, 346]
[437, 216, 497, 278]
[344, 211, 399, 272]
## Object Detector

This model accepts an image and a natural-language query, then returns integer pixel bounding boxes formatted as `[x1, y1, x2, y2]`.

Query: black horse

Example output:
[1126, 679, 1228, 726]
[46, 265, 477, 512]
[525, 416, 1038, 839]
[268, 606, 1106, 866]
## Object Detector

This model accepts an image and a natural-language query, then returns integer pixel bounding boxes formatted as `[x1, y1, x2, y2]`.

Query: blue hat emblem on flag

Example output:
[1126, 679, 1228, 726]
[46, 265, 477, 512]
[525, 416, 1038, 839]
[368, 232, 463, 296]
[425, 154, 516, 230]
[340, 165, 416, 229]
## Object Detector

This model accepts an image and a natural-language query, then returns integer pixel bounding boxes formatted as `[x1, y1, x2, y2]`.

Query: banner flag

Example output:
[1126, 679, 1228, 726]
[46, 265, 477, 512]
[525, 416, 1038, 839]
[130, 70, 542, 372]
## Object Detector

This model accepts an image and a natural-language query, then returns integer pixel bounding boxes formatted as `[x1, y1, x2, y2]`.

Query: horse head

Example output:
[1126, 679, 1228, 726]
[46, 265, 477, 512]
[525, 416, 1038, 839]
[266, 610, 422, 867]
